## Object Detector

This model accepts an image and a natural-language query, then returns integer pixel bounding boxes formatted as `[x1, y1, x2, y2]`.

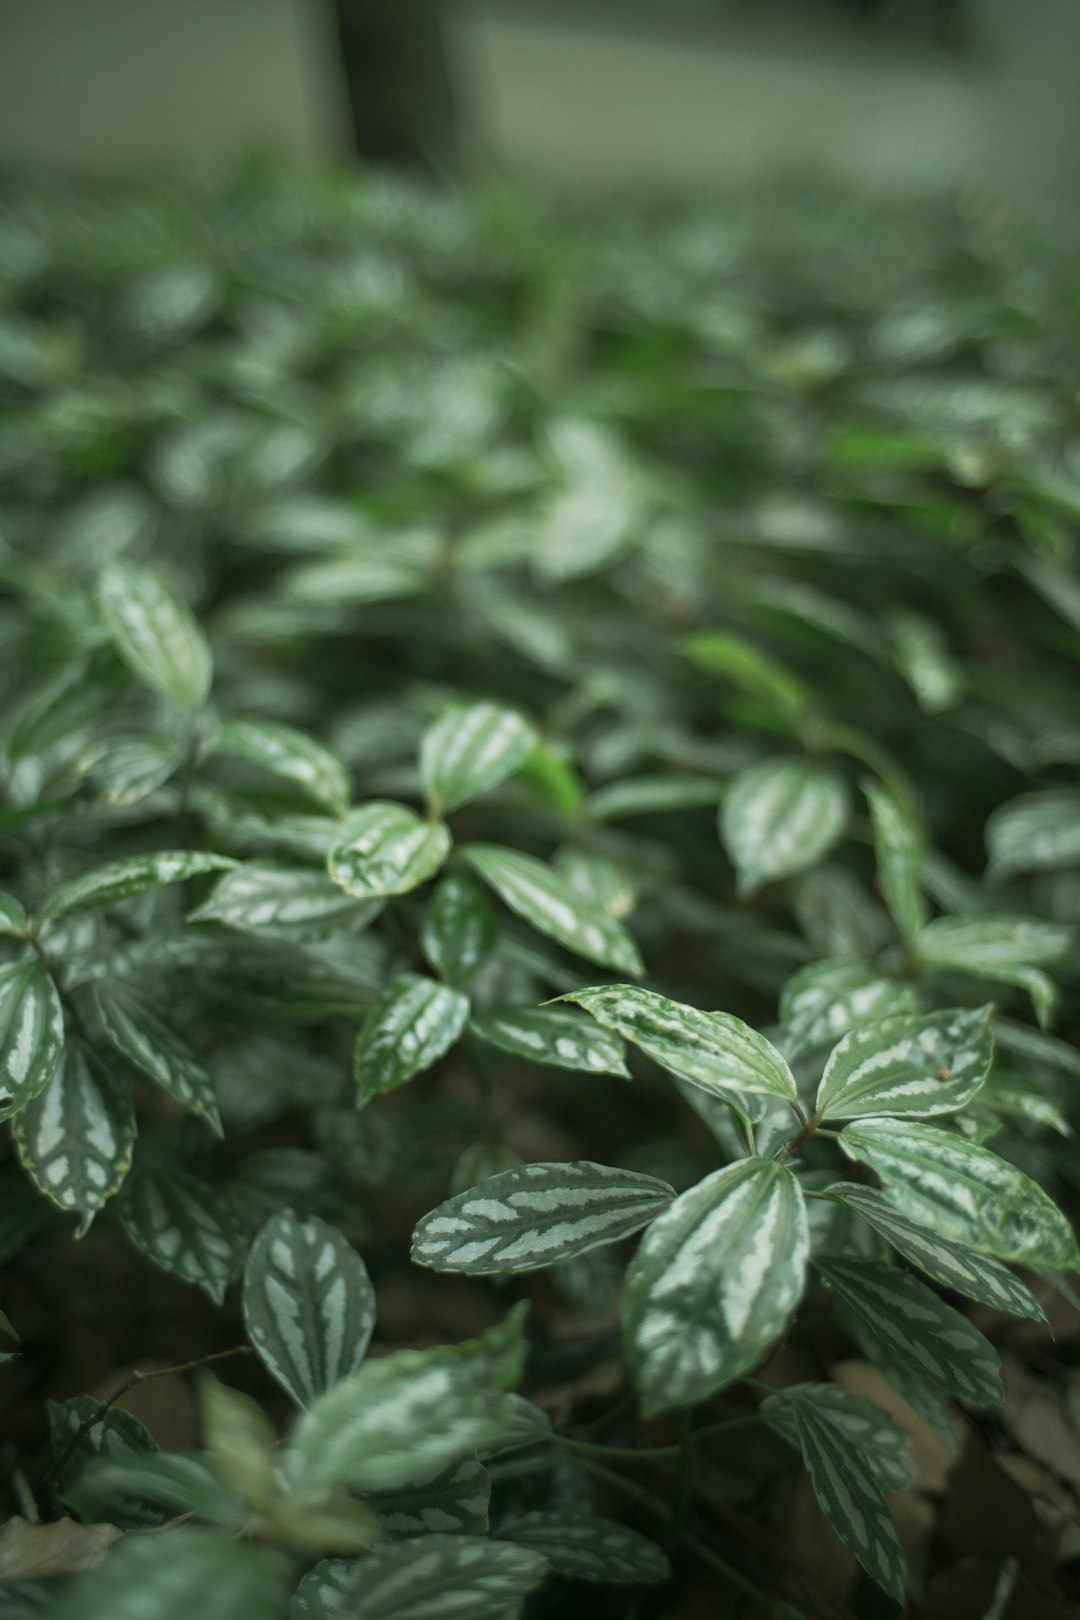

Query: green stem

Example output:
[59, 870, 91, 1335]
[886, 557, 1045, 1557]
[557, 1414, 760, 1464]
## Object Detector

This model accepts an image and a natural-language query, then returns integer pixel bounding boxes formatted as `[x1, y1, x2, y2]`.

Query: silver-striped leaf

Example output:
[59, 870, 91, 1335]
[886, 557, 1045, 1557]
[839, 1117, 1080, 1271]
[116, 1167, 248, 1303]
[284, 1306, 528, 1497]
[720, 757, 849, 896]
[823, 1182, 1046, 1321]
[986, 788, 1080, 879]
[863, 777, 927, 943]
[495, 1512, 671, 1584]
[561, 984, 797, 1104]
[420, 873, 497, 986]
[623, 1158, 808, 1415]
[815, 1006, 993, 1122]
[213, 717, 350, 814]
[190, 863, 380, 943]
[0, 960, 65, 1122]
[470, 1007, 629, 1077]
[42, 851, 235, 921]
[815, 1255, 1003, 1407]
[411, 1161, 674, 1275]
[93, 980, 222, 1136]
[242, 1210, 375, 1408]
[779, 958, 919, 1060]
[97, 558, 213, 711]
[60, 1453, 245, 1531]
[420, 702, 537, 814]
[916, 914, 1075, 1026]
[369, 1456, 490, 1538]
[49, 1528, 286, 1620]
[353, 975, 469, 1104]
[13, 1043, 135, 1232]
[327, 803, 451, 899]
[462, 844, 643, 975]
[292, 1537, 547, 1620]
[48, 1396, 165, 1528]
[760, 1382, 915, 1492]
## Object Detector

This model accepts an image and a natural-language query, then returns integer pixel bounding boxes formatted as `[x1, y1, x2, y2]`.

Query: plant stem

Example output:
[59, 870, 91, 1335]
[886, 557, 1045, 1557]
[557, 1414, 760, 1464]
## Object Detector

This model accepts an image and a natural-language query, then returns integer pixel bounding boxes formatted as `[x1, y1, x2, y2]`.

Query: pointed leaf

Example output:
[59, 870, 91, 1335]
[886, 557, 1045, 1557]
[0, 961, 64, 1122]
[760, 1382, 915, 1492]
[411, 1161, 674, 1275]
[98, 558, 213, 710]
[584, 774, 722, 821]
[420, 873, 498, 985]
[779, 959, 919, 1059]
[815, 1006, 992, 1122]
[116, 1167, 247, 1303]
[462, 844, 643, 975]
[471, 1007, 629, 1077]
[354, 975, 469, 1103]
[624, 1158, 808, 1414]
[863, 778, 927, 942]
[839, 1117, 1080, 1271]
[292, 1537, 546, 1620]
[190, 863, 380, 943]
[285, 1307, 528, 1496]
[369, 1455, 490, 1538]
[993, 1017, 1080, 1079]
[93, 980, 222, 1136]
[721, 757, 849, 896]
[420, 702, 537, 814]
[213, 719, 350, 815]
[0, 893, 28, 936]
[242, 1211, 375, 1408]
[47, 1528, 287, 1620]
[61, 1454, 244, 1531]
[327, 803, 451, 899]
[562, 984, 797, 1103]
[13, 1043, 135, 1232]
[986, 789, 1080, 878]
[815, 1255, 1003, 1407]
[496, 1512, 670, 1583]
[42, 851, 235, 921]
[48, 1397, 164, 1528]
[916, 914, 1074, 1025]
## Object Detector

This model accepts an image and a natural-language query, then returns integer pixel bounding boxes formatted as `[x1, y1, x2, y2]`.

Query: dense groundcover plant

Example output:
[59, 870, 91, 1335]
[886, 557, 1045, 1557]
[0, 165, 1079, 1617]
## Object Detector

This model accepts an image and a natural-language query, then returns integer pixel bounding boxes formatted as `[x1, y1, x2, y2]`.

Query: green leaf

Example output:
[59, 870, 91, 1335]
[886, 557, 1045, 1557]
[986, 789, 1080, 878]
[461, 845, 643, 975]
[5, 656, 127, 762]
[916, 914, 1075, 1026]
[815, 1255, 1003, 1408]
[623, 1158, 808, 1414]
[779, 959, 919, 1059]
[862, 777, 927, 942]
[683, 631, 808, 727]
[284, 1307, 528, 1496]
[561, 984, 797, 1104]
[471, 1006, 629, 1077]
[420, 873, 498, 986]
[190, 863, 380, 943]
[353, 974, 469, 1104]
[420, 702, 537, 814]
[61, 1453, 245, 1529]
[47, 1528, 286, 1620]
[48, 1396, 165, 1527]
[242, 1211, 375, 1408]
[760, 1382, 915, 1491]
[93, 980, 222, 1136]
[13, 1043, 135, 1232]
[838, 1117, 1080, 1271]
[890, 610, 960, 715]
[327, 803, 451, 899]
[585, 775, 722, 821]
[411, 1160, 674, 1275]
[369, 1456, 490, 1538]
[0, 893, 28, 936]
[993, 1017, 1080, 1079]
[98, 558, 213, 710]
[721, 757, 849, 895]
[823, 1183, 1046, 1321]
[292, 1537, 546, 1620]
[41, 851, 235, 921]
[0, 961, 64, 1123]
[815, 1006, 992, 1122]
[213, 718, 350, 815]
[495, 1512, 671, 1584]
[116, 1167, 247, 1303]
[774, 1390, 905, 1602]
[83, 734, 184, 807]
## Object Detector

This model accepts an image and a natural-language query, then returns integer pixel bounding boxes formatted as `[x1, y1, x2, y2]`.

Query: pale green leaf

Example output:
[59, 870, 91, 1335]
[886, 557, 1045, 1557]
[471, 1007, 629, 1077]
[327, 803, 451, 899]
[721, 757, 849, 895]
[585, 775, 722, 822]
[0, 892, 28, 935]
[42, 851, 235, 921]
[863, 777, 927, 942]
[462, 844, 643, 975]
[292, 1537, 546, 1620]
[190, 863, 380, 943]
[815, 1006, 992, 1122]
[420, 702, 537, 814]
[98, 558, 213, 710]
[0, 961, 64, 1123]
[242, 1211, 375, 1408]
[779, 959, 919, 1059]
[116, 1167, 248, 1303]
[47, 1528, 286, 1620]
[916, 914, 1074, 1025]
[411, 1160, 674, 1275]
[93, 980, 222, 1136]
[890, 610, 959, 714]
[624, 1158, 808, 1414]
[683, 631, 808, 726]
[420, 873, 498, 986]
[986, 789, 1080, 878]
[13, 1043, 135, 1232]
[353, 974, 469, 1104]
[496, 1512, 671, 1583]
[213, 718, 350, 815]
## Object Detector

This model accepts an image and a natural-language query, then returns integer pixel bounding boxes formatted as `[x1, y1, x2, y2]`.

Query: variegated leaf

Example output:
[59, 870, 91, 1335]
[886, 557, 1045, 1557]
[561, 984, 797, 1104]
[48, 1396, 165, 1528]
[839, 1116, 1080, 1271]
[98, 558, 213, 710]
[411, 1161, 674, 1275]
[116, 1167, 248, 1303]
[190, 862, 380, 943]
[213, 718, 350, 815]
[470, 1007, 629, 1077]
[292, 1537, 547, 1620]
[720, 757, 849, 896]
[986, 788, 1080, 878]
[823, 1183, 1046, 1321]
[624, 1158, 808, 1414]
[420, 702, 537, 814]
[815, 1255, 1003, 1406]
[462, 844, 643, 975]
[42, 851, 235, 921]
[327, 803, 451, 899]
[495, 1512, 670, 1583]
[916, 914, 1075, 1026]
[760, 1382, 915, 1492]
[48, 1529, 285, 1620]
[815, 1006, 992, 1122]
[354, 975, 469, 1104]
[93, 980, 222, 1136]
[0, 960, 65, 1122]
[779, 958, 919, 1059]
[420, 873, 497, 986]
[863, 777, 927, 942]
[242, 1210, 375, 1408]
[13, 1043, 135, 1232]
[370, 1456, 490, 1538]
[285, 1307, 528, 1496]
